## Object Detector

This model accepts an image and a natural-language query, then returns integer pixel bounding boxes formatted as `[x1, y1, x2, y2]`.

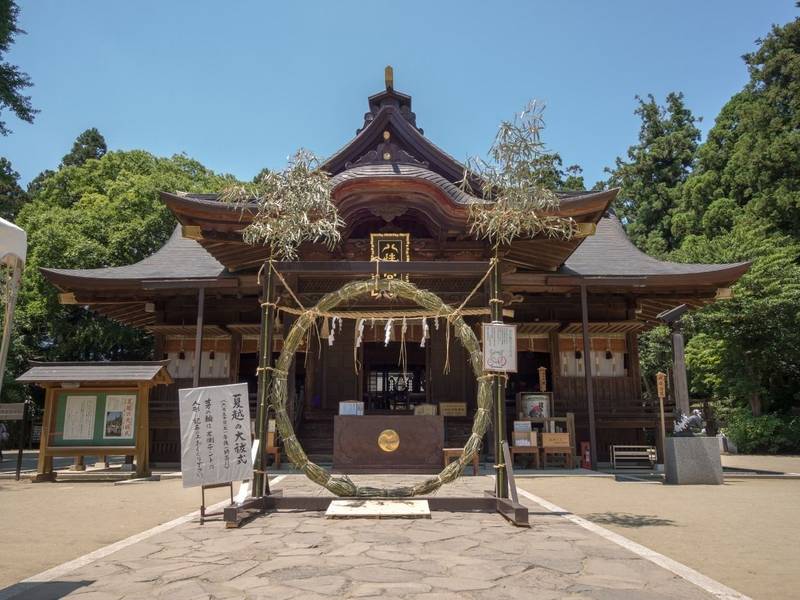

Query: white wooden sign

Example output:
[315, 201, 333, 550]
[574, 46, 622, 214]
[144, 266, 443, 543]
[482, 323, 518, 373]
[179, 382, 252, 488]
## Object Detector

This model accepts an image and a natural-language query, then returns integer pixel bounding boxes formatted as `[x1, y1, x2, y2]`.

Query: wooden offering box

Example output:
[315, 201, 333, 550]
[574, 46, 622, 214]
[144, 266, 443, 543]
[333, 415, 444, 473]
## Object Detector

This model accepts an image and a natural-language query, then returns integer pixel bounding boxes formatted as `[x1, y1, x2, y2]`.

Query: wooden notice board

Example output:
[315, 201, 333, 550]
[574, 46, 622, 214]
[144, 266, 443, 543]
[52, 390, 137, 447]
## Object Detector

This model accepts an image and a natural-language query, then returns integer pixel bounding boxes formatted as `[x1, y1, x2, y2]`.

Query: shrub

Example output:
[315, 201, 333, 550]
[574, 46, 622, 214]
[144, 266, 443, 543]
[722, 407, 800, 453]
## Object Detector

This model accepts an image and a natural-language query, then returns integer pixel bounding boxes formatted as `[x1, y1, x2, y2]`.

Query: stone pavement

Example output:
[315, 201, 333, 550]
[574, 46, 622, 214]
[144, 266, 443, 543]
[4, 474, 719, 600]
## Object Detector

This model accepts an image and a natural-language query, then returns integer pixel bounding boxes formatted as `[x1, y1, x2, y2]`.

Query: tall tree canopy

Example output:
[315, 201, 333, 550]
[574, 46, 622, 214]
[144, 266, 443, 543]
[610, 17, 800, 439]
[0, 0, 36, 135]
[673, 18, 800, 242]
[61, 128, 107, 168]
[1, 143, 237, 401]
[607, 93, 701, 256]
[0, 156, 26, 220]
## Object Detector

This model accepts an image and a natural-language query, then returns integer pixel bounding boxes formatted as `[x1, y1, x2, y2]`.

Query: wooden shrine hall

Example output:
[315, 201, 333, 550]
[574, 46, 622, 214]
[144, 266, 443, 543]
[40, 74, 749, 468]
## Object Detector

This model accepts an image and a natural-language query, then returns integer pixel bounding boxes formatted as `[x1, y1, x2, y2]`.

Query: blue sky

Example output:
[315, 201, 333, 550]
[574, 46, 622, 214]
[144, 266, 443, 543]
[2, 1, 796, 188]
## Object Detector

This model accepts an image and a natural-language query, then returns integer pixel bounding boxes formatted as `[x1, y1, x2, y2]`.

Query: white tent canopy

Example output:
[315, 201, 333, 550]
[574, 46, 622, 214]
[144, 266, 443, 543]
[1, 216, 27, 265]
[1, 217, 27, 401]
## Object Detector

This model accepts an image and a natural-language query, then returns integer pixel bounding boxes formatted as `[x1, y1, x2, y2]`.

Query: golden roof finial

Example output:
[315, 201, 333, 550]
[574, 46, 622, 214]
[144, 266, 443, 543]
[385, 65, 394, 91]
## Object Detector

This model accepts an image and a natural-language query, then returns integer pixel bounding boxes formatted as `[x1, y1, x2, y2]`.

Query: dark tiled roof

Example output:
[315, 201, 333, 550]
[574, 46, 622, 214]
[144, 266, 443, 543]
[17, 361, 171, 383]
[41, 226, 226, 283]
[563, 212, 748, 276]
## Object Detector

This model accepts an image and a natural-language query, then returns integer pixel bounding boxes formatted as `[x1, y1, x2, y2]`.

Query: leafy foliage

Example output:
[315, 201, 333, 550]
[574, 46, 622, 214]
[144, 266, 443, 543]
[61, 128, 107, 168]
[607, 18, 800, 447]
[721, 404, 800, 454]
[673, 19, 800, 241]
[676, 219, 800, 416]
[2, 139, 236, 401]
[220, 149, 342, 260]
[607, 93, 701, 256]
[462, 101, 579, 248]
[0, 0, 36, 135]
[0, 156, 26, 220]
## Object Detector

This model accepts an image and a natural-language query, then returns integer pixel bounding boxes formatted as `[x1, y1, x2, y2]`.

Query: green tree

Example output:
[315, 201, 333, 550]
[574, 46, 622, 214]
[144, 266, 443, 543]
[676, 218, 800, 416]
[0, 0, 36, 135]
[0, 156, 26, 220]
[61, 128, 107, 168]
[10, 150, 237, 395]
[607, 93, 701, 255]
[674, 18, 800, 240]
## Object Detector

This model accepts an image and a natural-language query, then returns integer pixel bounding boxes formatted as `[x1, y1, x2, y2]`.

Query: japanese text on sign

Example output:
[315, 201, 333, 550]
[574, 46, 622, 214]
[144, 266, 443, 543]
[482, 323, 518, 373]
[178, 383, 252, 488]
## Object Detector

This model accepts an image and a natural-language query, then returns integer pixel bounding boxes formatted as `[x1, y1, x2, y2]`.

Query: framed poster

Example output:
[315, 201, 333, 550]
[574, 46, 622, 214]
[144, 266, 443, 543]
[63, 396, 96, 440]
[482, 323, 518, 373]
[516, 392, 552, 420]
[103, 395, 136, 439]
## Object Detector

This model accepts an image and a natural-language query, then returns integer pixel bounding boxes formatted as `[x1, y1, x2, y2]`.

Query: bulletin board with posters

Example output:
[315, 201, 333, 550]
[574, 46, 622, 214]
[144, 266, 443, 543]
[52, 390, 137, 446]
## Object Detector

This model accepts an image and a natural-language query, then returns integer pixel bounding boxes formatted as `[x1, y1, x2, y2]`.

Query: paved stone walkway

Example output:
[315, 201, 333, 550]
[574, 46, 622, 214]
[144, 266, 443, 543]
[5, 475, 717, 599]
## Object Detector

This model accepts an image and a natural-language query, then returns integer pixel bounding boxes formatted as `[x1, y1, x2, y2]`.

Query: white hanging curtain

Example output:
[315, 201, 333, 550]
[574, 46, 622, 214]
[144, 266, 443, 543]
[0, 217, 27, 400]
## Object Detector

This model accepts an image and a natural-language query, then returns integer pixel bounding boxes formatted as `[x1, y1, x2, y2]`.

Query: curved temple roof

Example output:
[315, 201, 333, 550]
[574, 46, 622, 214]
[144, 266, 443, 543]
[562, 212, 749, 279]
[41, 226, 227, 290]
[39, 78, 750, 328]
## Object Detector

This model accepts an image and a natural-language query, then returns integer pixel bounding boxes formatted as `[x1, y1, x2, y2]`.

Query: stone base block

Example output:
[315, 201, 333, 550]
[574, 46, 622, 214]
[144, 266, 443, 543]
[664, 436, 723, 485]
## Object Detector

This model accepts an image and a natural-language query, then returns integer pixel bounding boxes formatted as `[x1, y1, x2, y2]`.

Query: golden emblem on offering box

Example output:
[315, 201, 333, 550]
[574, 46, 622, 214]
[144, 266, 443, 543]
[370, 233, 410, 287]
[377, 428, 400, 452]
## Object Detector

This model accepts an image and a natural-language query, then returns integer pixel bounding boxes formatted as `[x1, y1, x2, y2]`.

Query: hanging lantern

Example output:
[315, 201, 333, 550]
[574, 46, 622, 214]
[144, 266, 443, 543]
[605, 337, 613, 360]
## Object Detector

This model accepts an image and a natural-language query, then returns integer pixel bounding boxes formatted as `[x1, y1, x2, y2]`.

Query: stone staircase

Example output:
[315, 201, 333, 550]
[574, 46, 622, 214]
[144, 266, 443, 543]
[297, 410, 335, 462]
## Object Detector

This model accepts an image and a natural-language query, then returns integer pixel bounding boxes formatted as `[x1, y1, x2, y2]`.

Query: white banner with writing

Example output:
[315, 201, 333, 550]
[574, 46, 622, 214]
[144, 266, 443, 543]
[179, 382, 252, 488]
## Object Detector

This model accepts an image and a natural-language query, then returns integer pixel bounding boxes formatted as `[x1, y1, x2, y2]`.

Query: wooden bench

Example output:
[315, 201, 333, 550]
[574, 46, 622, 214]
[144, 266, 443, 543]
[610, 445, 657, 470]
[541, 433, 574, 468]
[443, 447, 479, 475]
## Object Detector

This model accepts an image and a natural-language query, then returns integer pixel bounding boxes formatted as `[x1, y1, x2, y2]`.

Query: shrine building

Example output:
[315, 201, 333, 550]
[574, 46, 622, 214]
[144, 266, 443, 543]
[40, 75, 749, 468]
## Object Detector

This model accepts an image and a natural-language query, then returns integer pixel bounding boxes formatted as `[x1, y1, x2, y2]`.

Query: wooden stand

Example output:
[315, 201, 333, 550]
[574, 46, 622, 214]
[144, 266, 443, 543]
[200, 482, 235, 525]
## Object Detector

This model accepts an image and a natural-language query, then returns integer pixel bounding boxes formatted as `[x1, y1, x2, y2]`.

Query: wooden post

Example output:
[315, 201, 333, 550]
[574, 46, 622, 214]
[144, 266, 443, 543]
[192, 288, 205, 389]
[490, 259, 508, 498]
[253, 262, 276, 498]
[580, 284, 598, 470]
[135, 382, 150, 477]
[671, 322, 690, 417]
[35, 387, 55, 480]
[656, 371, 667, 463]
[229, 331, 242, 384]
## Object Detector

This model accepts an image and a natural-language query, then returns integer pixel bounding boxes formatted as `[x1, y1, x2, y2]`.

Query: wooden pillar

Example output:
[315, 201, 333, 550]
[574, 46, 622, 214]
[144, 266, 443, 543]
[253, 263, 276, 498]
[671, 322, 690, 417]
[192, 287, 205, 389]
[548, 331, 560, 400]
[229, 331, 242, 384]
[580, 284, 598, 470]
[490, 261, 508, 498]
[35, 387, 55, 479]
[135, 382, 151, 477]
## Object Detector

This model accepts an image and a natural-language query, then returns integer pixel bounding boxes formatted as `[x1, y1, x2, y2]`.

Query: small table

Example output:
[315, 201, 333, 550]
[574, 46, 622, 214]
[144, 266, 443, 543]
[510, 446, 540, 469]
[443, 448, 479, 476]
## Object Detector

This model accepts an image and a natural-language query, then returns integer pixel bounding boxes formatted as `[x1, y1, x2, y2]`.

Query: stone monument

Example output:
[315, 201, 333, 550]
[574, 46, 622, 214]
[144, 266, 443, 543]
[664, 409, 723, 485]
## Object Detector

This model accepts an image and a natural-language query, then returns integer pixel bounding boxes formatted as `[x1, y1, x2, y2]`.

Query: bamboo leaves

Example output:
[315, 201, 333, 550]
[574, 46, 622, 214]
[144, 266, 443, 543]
[461, 100, 579, 247]
[220, 149, 343, 260]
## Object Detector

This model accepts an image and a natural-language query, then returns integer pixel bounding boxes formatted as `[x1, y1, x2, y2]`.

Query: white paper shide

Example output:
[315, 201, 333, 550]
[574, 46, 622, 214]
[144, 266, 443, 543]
[179, 383, 252, 488]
